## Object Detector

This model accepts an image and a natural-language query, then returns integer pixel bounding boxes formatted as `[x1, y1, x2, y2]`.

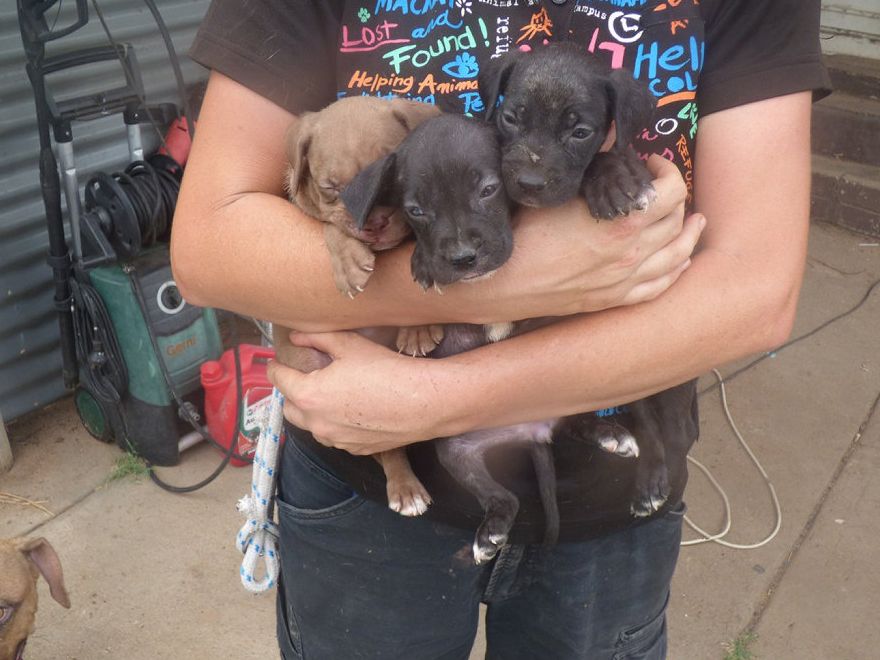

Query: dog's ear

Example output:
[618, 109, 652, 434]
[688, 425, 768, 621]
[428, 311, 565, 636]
[478, 51, 523, 122]
[284, 113, 314, 202]
[387, 98, 441, 132]
[341, 153, 398, 230]
[606, 69, 656, 150]
[16, 537, 70, 608]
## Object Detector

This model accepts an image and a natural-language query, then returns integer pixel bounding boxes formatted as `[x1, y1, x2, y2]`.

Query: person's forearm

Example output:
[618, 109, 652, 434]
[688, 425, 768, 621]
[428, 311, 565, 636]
[430, 247, 798, 436]
[173, 186, 466, 331]
[172, 182, 691, 332]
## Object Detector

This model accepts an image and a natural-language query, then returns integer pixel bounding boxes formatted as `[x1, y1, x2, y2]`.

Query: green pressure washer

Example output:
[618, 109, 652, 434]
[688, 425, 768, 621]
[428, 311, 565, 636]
[74, 249, 222, 465]
[19, 0, 222, 466]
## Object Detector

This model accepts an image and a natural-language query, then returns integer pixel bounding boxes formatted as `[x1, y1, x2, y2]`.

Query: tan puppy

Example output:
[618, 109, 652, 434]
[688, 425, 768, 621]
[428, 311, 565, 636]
[0, 537, 70, 660]
[275, 97, 442, 516]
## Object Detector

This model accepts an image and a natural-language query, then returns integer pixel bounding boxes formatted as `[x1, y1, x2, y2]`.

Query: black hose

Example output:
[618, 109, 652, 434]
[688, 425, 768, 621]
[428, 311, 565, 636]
[85, 157, 180, 257]
[70, 277, 128, 405]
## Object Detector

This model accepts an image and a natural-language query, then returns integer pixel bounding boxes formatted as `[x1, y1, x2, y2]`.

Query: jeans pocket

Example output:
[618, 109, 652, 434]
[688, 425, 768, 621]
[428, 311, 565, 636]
[663, 500, 687, 520]
[277, 439, 366, 521]
[613, 593, 669, 660]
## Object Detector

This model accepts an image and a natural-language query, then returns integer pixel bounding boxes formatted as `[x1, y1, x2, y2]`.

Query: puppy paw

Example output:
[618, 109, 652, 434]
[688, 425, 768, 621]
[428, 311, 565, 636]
[630, 465, 670, 517]
[330, 240, 376, 298]
[395, 325, 444, 357]
[411, 251, 435, 291]
[594, 422, 640, 458]
[583, 151, 656, 220]
[473, 535, 507, 565]
[387, 476, 432, 517]
[472, 504, 517, 564]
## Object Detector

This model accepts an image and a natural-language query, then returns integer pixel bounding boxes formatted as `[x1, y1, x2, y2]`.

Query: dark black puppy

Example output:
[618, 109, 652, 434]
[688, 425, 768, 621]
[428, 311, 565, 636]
[343, 114, 560, 563]
[480, 44, 679, 517]
[480, 43, 655, 219]
[343, 114, 513, 290]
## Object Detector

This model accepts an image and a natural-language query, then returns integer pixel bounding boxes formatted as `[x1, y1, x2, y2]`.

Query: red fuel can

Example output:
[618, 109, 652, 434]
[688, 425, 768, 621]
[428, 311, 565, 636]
[200, 345, 276, 467]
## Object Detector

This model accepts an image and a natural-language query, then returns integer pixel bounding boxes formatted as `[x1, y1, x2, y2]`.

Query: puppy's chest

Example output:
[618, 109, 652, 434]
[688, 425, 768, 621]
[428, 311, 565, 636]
[431, 321, 516, 358]
[485, 322, 514, 343]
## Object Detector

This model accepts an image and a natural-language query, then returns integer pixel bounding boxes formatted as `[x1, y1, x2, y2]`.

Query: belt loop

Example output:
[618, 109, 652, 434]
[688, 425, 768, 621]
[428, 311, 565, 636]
[481, 544, 524, 602]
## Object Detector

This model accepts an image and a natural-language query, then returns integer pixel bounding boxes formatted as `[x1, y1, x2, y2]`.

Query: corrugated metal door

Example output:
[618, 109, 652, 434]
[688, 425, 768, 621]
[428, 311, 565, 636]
[822, 2, 880, 59]
[0, 0, 211, 420]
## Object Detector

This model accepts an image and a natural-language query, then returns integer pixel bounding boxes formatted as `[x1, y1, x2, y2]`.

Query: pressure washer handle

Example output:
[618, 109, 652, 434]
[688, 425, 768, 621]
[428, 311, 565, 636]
[19, 0, 89, 45]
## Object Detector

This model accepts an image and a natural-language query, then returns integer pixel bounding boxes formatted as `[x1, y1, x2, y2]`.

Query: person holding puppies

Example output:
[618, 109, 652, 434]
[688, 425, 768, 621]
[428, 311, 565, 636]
[173, 1, 830, 658]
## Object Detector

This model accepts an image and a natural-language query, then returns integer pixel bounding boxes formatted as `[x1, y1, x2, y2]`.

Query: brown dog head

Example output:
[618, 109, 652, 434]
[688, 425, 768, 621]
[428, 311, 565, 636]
[0, 537, 70, 660]
[285, 96, 441, 250]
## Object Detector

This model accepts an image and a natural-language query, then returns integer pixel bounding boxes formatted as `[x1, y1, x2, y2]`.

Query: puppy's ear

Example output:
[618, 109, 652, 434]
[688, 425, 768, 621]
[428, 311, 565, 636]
[478, 51, 523, 122]
[284, 113, 314, 202]
[387, 98, 441, 132]
[16, 537, 70, 608]
[606, 69, 655, 150]
[341, 153, 397, 230]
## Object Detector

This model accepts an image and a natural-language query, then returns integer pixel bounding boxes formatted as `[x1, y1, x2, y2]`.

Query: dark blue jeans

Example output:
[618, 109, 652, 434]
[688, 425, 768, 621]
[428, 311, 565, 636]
[276, 437, 684, 660]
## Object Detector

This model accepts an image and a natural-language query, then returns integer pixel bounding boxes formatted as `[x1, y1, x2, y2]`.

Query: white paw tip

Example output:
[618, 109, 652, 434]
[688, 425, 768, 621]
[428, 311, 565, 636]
[617, 436, 640, 458]
[473, 542, 494, 564]
[399, 496, 430, 517]
[637, 188, 657, 209]
[598, 436, 619, 453]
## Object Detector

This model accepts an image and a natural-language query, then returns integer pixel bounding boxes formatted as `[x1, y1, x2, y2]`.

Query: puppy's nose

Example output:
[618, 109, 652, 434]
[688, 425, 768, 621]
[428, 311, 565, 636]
[516, 173, 547, 193]
[365, 212, 390, 233]
[448, 246, 478, 268]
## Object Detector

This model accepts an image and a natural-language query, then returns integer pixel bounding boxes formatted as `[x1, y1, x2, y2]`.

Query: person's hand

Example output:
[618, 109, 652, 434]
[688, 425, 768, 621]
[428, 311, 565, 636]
[474, 155, 703, 322]
[267, 331, 443, 455]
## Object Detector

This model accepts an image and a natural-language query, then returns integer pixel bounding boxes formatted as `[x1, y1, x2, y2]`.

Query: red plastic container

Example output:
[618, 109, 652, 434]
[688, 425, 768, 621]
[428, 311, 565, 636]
[156, 116, 194, 166]
[200, 345, 276, 467]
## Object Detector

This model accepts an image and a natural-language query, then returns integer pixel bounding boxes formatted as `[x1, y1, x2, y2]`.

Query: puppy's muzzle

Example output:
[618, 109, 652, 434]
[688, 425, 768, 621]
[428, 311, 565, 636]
[515, 171, 547, 194]
[447, 244, 478, 268]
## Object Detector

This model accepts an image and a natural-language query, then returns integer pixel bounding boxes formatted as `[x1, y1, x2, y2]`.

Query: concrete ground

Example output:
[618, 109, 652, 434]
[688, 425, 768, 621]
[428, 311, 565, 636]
[2, 221, 878, 659]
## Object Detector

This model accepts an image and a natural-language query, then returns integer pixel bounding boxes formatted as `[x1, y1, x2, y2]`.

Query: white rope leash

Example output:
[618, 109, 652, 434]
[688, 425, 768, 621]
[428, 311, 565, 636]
[236, 386, 284, 592]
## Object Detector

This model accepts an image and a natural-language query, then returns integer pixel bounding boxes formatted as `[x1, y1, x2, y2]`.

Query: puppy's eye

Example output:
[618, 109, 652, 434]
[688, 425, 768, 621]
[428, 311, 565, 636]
[0, 605, 12, 624]
[406, 205, 425, 218]
[571, 127, 594, 140]
[479, 183, 498, 199]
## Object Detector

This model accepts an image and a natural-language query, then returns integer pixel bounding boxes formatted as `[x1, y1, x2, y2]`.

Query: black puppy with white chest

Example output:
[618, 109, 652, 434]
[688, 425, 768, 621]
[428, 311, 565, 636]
[343, 114, 561, 563]
[481, 43, 694, 516]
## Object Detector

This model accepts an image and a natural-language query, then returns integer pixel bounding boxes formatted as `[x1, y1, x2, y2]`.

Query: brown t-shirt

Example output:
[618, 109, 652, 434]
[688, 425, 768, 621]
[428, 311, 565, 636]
[190, 0, 830, 543]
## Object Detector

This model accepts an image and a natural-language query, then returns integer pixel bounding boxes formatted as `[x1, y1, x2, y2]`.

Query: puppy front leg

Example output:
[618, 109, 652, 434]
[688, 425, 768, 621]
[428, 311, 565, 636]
[582, 149, 656, 220]
[395, 325, 445, 357]
[323, 223, 376, 298]
[272, 324, 331, 373]
[374, 449, 432, 516]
